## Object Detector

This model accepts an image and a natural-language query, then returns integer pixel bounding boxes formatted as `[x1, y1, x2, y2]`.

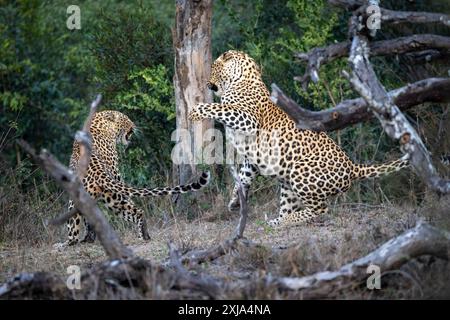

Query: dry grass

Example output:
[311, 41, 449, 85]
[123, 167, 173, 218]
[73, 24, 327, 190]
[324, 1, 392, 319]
[1, 178, 449, 298]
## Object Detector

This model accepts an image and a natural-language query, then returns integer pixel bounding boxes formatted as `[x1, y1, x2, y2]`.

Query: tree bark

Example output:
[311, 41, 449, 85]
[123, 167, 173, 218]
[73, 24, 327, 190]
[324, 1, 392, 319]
[172, 0, 214, 206]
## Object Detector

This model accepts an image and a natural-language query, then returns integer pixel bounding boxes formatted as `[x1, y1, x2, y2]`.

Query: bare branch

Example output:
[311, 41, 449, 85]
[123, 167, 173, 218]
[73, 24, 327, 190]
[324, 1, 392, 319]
[329, 0, 450, 27]
[46, 207, 78, 226]
[271, 77, 450, 131]
[328, 0, 362, 10]
[405, 49, 448, 63]
[76, 94, 102, 179]
[379, 7, 450, 27]
[231, 166, 249, 239]
[294, 34, 450, 87]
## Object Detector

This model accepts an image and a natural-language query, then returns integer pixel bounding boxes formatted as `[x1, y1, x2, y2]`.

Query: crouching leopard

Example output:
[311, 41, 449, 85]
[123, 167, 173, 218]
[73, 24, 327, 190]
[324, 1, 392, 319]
[63, 110, 210, 246]
[189, 50, 408, 228]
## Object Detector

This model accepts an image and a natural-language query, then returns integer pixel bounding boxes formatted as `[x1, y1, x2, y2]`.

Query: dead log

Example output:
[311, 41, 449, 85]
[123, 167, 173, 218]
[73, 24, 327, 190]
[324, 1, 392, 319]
[342, 21, 450, 194]
[177, 237, 241, 267]
[17, 95, 133, 260]
[271, 77, 450, 131]
[0, 273, 71, 300]
[0, 257, 214, 300]
[270, 222, 450, 299]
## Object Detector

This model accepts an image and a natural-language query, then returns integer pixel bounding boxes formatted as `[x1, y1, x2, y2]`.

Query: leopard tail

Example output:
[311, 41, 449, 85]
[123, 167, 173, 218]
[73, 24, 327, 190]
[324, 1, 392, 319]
[352, 156, 409, 180]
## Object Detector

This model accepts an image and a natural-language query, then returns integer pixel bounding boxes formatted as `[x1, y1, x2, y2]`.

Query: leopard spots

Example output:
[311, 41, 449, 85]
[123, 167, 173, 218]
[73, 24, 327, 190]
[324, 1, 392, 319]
[63, 111, 210, 246]
[190, 50, 409, 228]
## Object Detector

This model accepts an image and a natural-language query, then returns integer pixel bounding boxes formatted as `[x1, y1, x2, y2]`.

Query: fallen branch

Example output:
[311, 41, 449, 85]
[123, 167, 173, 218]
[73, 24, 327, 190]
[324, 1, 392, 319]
[271, 222, 450, 298]
[168, 242, 223, 298]
[177, 237, 243, 267]
[271, 77, 450, 131]
[294, 34, 450, 88]
[0, 258, 212, 299]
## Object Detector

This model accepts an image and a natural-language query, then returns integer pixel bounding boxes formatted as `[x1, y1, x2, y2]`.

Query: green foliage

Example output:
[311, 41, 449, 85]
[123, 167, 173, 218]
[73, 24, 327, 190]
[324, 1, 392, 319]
[277, 0, 353, 110]
[1, 0, 446, 205]
[89, 2, 173, 101]
[0, 0, 96, 160]
[115, 65, 175, 120]
[214, 0, 353, 110]
[88, 3, 175, 184]
[0, 1, 175, 185]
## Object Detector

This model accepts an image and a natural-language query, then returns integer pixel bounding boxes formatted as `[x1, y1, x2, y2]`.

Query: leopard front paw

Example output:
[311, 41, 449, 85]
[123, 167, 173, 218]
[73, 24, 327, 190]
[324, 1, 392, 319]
[265, 214, 281, 228]
[53, 240, 77, 250]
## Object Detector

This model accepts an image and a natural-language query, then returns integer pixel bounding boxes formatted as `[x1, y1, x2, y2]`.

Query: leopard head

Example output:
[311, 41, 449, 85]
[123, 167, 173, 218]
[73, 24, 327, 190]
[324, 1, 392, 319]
[207, 50, 262, 97]
[92, 110, 136, 146]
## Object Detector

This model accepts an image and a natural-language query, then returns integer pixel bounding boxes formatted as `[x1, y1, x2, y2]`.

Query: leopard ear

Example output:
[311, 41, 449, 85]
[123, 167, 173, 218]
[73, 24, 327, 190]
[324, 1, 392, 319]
[104, 112, 117, 122]
[256, 63, 262, 75]
[222, 51, 234, 62]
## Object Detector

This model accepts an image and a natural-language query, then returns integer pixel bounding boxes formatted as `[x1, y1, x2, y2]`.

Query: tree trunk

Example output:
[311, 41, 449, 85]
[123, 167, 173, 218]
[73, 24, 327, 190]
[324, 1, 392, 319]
[172, 0, 214, 210]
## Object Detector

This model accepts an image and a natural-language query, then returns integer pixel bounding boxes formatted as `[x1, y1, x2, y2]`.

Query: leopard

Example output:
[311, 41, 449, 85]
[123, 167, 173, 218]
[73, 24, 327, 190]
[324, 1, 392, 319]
[188, 50, 408, 228]
[63, 110, 210, 245]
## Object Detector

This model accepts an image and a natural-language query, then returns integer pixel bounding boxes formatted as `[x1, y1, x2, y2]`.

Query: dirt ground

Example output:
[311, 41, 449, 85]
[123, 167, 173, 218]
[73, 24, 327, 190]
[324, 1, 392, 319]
[1, 194, 449, 299]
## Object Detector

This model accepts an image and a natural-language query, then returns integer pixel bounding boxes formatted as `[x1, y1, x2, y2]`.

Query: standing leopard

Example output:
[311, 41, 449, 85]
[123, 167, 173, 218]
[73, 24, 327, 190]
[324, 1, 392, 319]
[64, 110, 210, 245]
[189, 50, 408, 227]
